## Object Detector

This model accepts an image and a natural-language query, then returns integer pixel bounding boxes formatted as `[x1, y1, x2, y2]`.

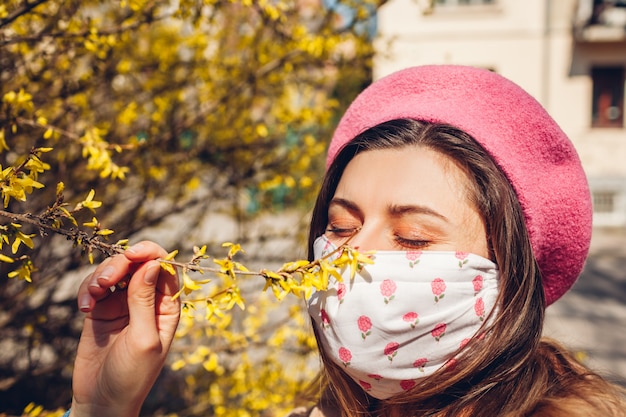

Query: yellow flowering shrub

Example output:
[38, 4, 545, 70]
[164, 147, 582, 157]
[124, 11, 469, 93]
[0, 0, 376, 414]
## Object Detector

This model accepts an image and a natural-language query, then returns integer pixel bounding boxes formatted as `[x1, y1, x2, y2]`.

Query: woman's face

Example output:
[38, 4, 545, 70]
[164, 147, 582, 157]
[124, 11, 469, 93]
[325, 146, 490, 258]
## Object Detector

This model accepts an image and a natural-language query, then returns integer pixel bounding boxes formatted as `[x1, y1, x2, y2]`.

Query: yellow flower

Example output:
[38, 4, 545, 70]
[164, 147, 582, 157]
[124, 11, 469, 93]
[75, 189, 102, 212]
[8, 260, 36, 282]
[11, 229, 35, 253]
[0, 130, 8, 152]
[0, 254, 14, 263]
[222, 242, 244, 258]
[83, 217, 98, 228]
[172, 270, 210, 300]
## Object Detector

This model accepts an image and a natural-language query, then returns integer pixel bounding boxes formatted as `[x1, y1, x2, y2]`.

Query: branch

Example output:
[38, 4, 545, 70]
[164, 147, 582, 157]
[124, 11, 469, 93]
[0, 10, 171, 46]
[0, 206, 367, 304]
[16, 117, 136, 151]
[0, 0, 50, 29]
[0, 209, 124, 257]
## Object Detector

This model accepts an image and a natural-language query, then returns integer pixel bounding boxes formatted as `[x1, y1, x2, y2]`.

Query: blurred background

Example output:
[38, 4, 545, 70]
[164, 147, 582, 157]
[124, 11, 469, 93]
[0, 0, 625, 415]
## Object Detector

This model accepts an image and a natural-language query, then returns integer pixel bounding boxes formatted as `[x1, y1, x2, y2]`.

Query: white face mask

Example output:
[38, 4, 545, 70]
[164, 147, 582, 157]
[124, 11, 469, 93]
[307, 235, 499, 400]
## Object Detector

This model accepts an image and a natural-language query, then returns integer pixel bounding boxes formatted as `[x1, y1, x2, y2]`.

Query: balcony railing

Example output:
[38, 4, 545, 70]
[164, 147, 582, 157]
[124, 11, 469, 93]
[575, 0, 626, 41]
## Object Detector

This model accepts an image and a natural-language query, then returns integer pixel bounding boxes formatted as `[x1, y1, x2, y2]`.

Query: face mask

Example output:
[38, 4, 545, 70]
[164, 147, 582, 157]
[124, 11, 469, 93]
[307, 235, 499, 400]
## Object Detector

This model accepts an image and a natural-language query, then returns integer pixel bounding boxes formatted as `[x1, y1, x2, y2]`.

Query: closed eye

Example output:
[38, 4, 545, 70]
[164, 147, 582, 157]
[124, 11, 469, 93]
[326, 226, 360, 238]
[394, 235, 430, 249]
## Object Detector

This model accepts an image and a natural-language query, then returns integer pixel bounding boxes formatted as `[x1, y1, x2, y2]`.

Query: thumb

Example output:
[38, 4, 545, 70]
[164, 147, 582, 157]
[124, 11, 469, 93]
[126, 261, 161, 347]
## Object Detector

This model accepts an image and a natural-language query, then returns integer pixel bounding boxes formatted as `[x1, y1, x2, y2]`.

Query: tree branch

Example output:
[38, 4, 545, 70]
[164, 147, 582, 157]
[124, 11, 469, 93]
[0, 0, 50, 29]
[0, 209, 124, 257]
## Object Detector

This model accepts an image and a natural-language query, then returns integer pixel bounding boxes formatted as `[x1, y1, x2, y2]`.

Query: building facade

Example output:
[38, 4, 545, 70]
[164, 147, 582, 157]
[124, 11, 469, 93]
[375, 0, 626, 227]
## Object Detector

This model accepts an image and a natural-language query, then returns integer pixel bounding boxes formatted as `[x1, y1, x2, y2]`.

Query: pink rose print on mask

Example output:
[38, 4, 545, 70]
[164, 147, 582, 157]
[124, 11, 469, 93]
[384, 342, 399, 362]
[431, 278, 446, 303]
[402, 311, 419, 328]
[455, 251, 469, 268]
[406, 250, 422, 268]
[337, 282, 346, 304]
[413, 357, 428, 372]
[359, 380, 372, 391]
[472, 275, 483, 295]
[320, 309, 330, 329]
[358, 315, 372, 339]
[321, 238, 333, 255]
[431, 323, 447, 342]
[475, 297, 485, 321]
[368, 374, 383, 381]
[339, 347, 352, 366]
[380, 279, 397, 304]
[400, 379, 416, 391]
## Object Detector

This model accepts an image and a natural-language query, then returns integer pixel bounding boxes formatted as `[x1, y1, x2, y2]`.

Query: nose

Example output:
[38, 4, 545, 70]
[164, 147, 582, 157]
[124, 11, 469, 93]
[346, 223, 388, 251]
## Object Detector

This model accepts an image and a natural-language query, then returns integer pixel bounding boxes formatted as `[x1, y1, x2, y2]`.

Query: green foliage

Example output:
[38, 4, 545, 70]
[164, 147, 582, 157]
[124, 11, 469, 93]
[0, 0, 375, 414]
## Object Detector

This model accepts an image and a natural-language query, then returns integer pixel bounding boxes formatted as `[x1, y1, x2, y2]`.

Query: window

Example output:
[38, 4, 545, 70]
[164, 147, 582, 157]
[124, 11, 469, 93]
[591, 66, 624, 128]
[589, 178, 626, 227]
[593, 190, 616, 213]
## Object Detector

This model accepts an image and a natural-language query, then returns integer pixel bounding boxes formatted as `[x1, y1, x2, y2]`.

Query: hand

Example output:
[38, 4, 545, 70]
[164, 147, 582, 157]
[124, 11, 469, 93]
[70, 241, 181, 417]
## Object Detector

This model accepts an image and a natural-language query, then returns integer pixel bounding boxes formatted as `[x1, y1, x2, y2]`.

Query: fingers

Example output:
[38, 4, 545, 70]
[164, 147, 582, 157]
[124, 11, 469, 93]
[123, 249, 180, 351]
[125, 241, 179, 296]
[124, 241, 169, 263]
[77, 241, 170, 313]
[126, 260, 162, 347]
[77, 255, 132, 313]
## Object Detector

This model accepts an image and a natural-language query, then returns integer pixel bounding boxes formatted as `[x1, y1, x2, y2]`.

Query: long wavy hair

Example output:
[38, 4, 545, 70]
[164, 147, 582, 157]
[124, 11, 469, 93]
[304, 119, 625, 416]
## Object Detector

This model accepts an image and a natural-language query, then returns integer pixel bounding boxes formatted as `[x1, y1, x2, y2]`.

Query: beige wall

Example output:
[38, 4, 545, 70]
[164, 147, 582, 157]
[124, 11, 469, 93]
[374, 0, 626, 225]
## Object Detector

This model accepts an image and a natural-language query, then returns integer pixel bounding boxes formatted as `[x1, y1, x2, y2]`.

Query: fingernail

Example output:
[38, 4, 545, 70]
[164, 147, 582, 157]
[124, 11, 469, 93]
[144, 263, 159, 285]
[79, 294, 92, 311]
[97, 266, 115, 283]
[126, 243, 144, 254]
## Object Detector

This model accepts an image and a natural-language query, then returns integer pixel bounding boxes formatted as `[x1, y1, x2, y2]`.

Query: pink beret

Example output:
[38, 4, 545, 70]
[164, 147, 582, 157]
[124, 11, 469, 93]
[328, 65, 592, 306]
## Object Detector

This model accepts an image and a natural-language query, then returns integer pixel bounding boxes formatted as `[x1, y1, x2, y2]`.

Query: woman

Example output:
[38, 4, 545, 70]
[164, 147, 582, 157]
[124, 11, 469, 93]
[67, 66, 626, 416]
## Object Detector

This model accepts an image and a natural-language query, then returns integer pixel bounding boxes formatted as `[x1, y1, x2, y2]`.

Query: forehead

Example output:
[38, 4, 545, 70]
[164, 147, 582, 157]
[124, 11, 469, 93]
[334, 146, 475, 208]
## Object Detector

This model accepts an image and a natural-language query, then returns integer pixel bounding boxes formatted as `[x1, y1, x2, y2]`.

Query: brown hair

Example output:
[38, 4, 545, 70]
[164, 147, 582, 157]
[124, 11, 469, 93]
[305, 119, 625, 416]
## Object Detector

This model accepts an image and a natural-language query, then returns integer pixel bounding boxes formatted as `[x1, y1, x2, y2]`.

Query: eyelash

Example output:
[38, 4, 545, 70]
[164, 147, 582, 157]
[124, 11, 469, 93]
[326, 226, 430, 249]
[326, 226, 359, 237]
[393, 235, 430, 249]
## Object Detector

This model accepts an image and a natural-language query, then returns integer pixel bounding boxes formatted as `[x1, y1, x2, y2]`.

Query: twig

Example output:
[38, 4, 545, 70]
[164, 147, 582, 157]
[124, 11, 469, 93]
[15, 117, 137, 151]
[0, 209, 124, 257]
[0, 0, 49, 29]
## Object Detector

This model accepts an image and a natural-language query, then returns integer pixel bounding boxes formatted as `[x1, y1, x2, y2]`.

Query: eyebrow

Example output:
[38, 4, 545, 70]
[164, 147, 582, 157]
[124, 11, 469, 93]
[329, 198, 362, 216]
[329, 198, 449, 223]
[388, 204, 449, 222]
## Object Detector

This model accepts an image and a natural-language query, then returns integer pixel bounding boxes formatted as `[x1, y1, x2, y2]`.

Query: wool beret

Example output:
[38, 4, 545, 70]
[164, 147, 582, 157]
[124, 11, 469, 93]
[327, 65, 592, 306]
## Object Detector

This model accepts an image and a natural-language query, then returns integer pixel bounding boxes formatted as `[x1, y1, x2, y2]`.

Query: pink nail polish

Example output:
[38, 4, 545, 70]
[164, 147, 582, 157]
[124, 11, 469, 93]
[79, 294, 92, 311]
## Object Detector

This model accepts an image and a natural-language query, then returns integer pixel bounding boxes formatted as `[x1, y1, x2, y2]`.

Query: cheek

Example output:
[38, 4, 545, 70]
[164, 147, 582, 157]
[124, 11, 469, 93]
[324, 234, 345, 247]
[458, 212, 489, 258]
